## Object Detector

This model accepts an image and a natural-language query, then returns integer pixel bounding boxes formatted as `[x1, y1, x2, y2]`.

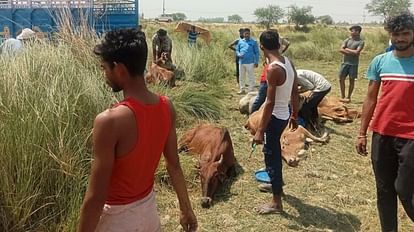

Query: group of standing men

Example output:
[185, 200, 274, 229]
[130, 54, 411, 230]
[74, 13, 414, 232]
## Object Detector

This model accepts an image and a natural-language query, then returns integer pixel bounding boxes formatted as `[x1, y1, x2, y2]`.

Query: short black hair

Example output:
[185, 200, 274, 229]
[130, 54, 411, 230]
[384, 13, 414, 33]
[94, 28, 147, 76]
[349, 25, 362, 33]
[157, 28, 167, 36]
[260, 30, 280, 50]
[238, 28, 244, 33]
[244, 28, 250, 32]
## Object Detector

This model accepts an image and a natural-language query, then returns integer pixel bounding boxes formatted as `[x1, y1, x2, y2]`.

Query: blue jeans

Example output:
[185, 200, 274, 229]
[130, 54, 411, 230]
[251, 82, 267, 113]
[298, 88, 331, 129]
[263, 115, 288, 195]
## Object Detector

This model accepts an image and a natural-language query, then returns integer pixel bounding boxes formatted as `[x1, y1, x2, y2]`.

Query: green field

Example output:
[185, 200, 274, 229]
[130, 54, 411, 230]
[0, 23, 412, 231]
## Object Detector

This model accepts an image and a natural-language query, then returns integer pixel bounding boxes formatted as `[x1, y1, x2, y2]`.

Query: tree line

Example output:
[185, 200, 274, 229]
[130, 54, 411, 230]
[164, 0, 411, 28]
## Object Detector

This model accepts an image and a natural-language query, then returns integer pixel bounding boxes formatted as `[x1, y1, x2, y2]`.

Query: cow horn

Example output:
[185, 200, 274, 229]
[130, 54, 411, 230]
[218, 154, 224, 164]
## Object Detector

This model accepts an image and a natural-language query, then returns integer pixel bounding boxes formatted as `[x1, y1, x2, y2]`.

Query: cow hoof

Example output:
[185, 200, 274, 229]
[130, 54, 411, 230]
[201, 197, 212, 208]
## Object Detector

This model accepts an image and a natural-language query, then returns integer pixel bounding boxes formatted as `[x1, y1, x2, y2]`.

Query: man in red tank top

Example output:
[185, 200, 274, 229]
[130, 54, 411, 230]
[78, 29, 197, 232]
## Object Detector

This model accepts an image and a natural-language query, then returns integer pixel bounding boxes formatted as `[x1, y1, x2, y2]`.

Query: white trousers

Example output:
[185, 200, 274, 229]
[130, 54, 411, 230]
[96, 190, 162, 232]
[239, 63, 256, 92]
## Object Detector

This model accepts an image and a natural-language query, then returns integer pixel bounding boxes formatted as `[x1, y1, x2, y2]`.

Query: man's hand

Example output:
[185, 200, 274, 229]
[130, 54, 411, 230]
[253, 130, 264, 145]
[254, 63, 258, 68]
[288, 118, 298, 131]
[180, 210, 198, 232]
[356, 136, 368, 156]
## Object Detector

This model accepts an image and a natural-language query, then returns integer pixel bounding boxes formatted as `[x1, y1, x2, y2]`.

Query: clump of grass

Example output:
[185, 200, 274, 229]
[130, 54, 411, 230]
[0, 43, 109, 231]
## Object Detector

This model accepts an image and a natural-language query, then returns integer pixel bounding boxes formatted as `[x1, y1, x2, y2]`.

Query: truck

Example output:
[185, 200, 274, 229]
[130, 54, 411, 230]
[0, 0, 139, 40]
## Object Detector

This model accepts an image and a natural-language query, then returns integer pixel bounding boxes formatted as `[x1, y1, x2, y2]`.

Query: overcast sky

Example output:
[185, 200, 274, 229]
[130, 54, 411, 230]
[139, 0, 414, 23]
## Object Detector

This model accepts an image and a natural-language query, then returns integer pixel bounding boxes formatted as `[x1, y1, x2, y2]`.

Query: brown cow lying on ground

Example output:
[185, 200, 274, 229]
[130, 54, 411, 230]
[178, 124, 237, 208]
[145, 62, 175, 87]
[317, 96, 361, 123]
[244, 108, 328, 167]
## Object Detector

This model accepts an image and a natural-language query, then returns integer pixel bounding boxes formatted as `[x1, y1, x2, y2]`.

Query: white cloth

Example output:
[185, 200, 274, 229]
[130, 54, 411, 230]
[239, 63, 256, 92]
[17, 28, 36, 40]
[268, 57, 295, 120]
[0, 38, 23, 55]
[296, 69, 331, 92]
[96, 190, 162, 232]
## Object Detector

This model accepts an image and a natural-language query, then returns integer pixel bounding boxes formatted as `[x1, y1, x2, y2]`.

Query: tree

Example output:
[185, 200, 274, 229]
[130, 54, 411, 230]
[365, 0, 412, 19]
[317, 15, 334, 25]
[254, 5, 285, 29]
[171, 12, 187, 21]
[228, 14, 243, 23]
[288, 5, 315, 28]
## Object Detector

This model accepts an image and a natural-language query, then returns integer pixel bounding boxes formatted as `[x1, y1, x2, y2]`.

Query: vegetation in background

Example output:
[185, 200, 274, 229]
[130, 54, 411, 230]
[228, 14, 243, 24]
[288, 5, 316, 29]
[254, 5, 285, 29]
[365, 0, 412, 19]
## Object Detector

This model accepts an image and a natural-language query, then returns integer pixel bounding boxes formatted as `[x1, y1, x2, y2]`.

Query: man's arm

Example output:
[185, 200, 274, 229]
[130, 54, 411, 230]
[339, 38, 353, 55]
[228, 39, 238, 51]
[152, 36, 158, 62]
[78, 111, 117, 232]
[290, 64, 299, 122]
[280, 38, 290, 53]
[344, 47, 363, 56]
[163, 99, 197, 232]
[253, 66, 285, 144]
[167, 39, 173, 61]
[236, 41, 244, 58]
[356, 80, 380, 155]
[346, 40, 365, 56]
[253, 41, 259, 67]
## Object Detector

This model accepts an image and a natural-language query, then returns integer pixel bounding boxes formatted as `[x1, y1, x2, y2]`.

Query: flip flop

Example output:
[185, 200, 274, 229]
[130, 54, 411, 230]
[255, 204, 282, 215]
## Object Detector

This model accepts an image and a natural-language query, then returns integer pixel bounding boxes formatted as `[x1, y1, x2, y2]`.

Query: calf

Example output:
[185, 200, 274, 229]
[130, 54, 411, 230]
[244, 108, 328, 167]
[317, 96, 361, 123]
[145, 62, 175, 87]
[178, 124, 237, 208]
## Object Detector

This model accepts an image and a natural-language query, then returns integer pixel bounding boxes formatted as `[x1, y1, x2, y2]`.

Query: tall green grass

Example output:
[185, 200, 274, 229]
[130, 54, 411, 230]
[0, 28, 225, 231]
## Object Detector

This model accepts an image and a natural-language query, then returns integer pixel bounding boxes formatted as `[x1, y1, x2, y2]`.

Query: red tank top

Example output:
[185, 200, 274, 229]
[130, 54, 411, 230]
[106, 95, 171, 205]
[260, 64, 269, 83]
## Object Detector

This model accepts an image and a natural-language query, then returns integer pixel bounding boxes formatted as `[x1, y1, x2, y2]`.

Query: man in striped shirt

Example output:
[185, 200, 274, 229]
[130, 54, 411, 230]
[187, 26, 200, 47]
[356, 13, 414, 232]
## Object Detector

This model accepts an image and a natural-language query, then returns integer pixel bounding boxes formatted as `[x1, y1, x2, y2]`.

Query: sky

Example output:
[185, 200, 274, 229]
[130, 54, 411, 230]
[139, 0, 414, 24]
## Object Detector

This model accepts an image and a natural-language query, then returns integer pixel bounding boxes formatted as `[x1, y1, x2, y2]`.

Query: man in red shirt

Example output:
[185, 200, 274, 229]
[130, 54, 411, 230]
[78, 29, 197, 232]
[356, 13, 414, 231]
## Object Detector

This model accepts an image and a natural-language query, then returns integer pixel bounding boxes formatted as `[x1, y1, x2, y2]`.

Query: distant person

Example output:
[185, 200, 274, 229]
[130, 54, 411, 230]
[296, 69, 331, 131]
[253, 30, 299, 215]
[236, 28, 259, 94]
[152, 28, 172, 64]
[228, 28, 245, 86]
[78, 28, 197, 232]
[251, 33, 291, 113]
[356, 13, 414, 232]
[187, 25, 201, 47]
[137, 24, 146, 39]
[338, 25, 364, 103]
[0, 28, 36, 55]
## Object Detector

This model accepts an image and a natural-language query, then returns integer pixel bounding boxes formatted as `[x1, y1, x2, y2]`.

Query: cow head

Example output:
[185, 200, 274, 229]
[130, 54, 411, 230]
[199, 154, 226, 208]
[244, 108, 262, 135]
